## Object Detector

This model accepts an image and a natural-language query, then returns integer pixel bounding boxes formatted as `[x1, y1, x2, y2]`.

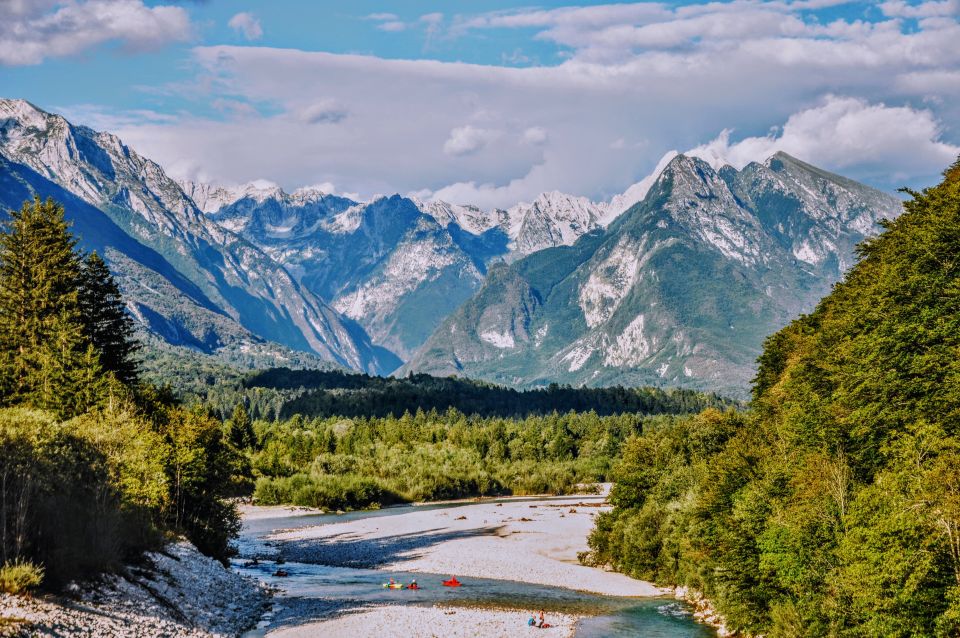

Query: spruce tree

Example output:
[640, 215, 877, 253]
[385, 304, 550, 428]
[0, 198, 102, 416]
[79, 252, 139, 385]
[227, 403, 256, 450]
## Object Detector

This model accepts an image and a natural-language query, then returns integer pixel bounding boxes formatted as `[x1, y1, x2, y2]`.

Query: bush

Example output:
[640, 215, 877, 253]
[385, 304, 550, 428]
[0, 560, 44, 594]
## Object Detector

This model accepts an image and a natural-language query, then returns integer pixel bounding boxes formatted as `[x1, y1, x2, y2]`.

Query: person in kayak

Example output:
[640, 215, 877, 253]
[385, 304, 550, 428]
[408, 579, 418, 590]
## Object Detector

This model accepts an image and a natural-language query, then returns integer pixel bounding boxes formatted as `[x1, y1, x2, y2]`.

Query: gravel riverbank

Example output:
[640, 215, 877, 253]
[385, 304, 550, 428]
[266, 495, 664, 597]
[0, 542, 269, 637]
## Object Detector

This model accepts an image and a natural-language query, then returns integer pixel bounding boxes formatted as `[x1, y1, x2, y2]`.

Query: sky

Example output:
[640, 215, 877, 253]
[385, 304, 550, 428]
[1, 0, 959, 207]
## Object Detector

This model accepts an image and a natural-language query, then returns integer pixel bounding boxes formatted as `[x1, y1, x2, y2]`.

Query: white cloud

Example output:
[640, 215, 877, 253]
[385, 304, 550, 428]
[522, 126, 549, 145]
[0, 0, 191, 66]
[687, 96, 960, 180]
[228, 12, 262, 41]
[377, 21, 407, 32]
[93, 1, 960, 207]
[365, 13, 399, 21]
[880, 0, 959, 18]
[443, 125, 501, 156]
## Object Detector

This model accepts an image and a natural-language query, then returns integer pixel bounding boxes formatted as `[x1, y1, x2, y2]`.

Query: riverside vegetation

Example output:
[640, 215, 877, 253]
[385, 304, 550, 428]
[0, 198, 242, 593]
[584, 158, 960, 636]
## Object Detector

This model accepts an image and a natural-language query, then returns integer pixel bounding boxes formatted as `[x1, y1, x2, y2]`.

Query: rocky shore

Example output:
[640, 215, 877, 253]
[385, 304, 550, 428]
[0, 542, 269, 637]
[674, 586, 738, 637]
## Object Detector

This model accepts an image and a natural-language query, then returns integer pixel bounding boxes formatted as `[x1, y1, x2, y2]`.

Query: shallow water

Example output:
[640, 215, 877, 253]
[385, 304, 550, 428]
[234, 500, 715, 637]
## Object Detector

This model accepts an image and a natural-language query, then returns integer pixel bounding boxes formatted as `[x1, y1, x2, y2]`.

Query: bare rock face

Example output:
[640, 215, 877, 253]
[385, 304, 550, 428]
[403, 153, 902, 398]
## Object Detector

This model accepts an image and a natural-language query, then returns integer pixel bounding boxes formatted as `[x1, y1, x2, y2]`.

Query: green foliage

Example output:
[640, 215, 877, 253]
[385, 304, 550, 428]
[0, 560, 44, 594]
[0, 197, 99, 417]
[159, 406, 242, 560]
[78, 252, 140, 385]
[189, 366, 737, 422]
[587, 159, 960, 635]
[0, 198, 242, 590]
[249, 409, 678, 510]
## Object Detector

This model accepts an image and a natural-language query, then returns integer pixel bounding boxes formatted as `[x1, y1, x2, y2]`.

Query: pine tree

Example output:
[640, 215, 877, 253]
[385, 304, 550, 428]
[227, 403, 256, 450]
[0, 198, 96, 412]
[78, 252, 139, 385]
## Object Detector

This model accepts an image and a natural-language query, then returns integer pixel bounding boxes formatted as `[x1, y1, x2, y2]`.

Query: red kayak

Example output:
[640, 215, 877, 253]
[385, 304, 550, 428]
[442, 577, 462, 587]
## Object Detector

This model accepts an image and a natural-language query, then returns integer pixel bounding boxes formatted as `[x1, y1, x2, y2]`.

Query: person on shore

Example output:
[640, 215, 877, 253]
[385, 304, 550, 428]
[537, 610, 545, 628]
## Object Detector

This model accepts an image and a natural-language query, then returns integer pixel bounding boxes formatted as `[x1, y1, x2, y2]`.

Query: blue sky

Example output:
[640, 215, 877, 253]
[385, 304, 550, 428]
[1, 1, 959, 206]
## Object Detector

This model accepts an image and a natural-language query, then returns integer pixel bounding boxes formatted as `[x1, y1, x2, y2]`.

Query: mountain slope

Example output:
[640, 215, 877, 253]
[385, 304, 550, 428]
[403, 153, 903, 397]
[197, 184, 617, 360]
[0, 98, 394, 373]
[203, 192, 502, 360]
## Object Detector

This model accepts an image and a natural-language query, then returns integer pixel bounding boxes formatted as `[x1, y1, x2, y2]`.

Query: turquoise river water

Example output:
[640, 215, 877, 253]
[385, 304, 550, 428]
[233, 500, 716, 637]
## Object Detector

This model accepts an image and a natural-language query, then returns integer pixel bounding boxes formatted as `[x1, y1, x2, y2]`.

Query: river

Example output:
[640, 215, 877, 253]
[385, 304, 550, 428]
[234, 499, 716, 637]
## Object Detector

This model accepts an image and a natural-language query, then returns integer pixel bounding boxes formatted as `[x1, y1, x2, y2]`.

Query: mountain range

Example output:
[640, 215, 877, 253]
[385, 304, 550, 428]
[0, 98, 902, 396]
[402, 152, 902, 396]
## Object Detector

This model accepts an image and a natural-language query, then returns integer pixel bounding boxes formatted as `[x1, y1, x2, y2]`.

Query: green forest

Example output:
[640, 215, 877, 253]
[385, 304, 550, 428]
[0, 198, 241, 593]
[159, 364, 736, 422]
[239, 408, 695, 510]
[584, 159, 960, 636]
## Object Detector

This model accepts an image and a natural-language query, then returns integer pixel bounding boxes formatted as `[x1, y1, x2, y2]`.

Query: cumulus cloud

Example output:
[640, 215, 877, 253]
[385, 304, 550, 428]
[95, 1, 960, 207]
[443, 125, 500, 156]
[687, 96, 960, 180]
[299, 99, 348, 124]
[0, 0, 192, 66]
[228, 12, 262, 41]
[880, 0, 959, 18]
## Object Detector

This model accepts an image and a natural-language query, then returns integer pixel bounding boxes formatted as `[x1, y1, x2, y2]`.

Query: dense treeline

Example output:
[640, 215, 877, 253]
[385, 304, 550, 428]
[238, 405, 689, 510]
[197, 367, 737, 422]
[0, 198, 241, 592]
[585, 159, 960, 635]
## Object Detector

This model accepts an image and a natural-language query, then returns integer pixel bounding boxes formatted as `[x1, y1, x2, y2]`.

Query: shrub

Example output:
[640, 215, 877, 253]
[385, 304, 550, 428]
[0, 560, 44, 594]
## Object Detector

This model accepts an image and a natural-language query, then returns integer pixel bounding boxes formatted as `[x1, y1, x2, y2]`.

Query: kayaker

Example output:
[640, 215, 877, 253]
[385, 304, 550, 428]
[409, 579, 418, 589]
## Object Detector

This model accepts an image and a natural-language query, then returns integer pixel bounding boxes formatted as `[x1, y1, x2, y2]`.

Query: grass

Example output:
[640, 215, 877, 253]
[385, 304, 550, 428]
[0, 561, 44, 595]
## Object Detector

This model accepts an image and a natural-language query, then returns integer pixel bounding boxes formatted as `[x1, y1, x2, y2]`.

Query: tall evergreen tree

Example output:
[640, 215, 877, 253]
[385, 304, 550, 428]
[0, 197, 99, 414]
[78, 252, 139, 385]
[226, 403, 256, 450]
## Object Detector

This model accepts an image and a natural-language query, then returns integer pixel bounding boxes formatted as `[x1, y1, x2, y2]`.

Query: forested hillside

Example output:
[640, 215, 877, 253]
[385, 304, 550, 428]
[0, 198, 241, 593]
[585, 158, 960, 635]
[194, 366, 737, 421]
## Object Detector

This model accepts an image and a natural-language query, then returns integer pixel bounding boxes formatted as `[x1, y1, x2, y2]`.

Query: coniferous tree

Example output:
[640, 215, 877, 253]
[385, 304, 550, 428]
[227, 403, 256, 450]
[0, 197, 100, 415]
[78, 252, 139, 385]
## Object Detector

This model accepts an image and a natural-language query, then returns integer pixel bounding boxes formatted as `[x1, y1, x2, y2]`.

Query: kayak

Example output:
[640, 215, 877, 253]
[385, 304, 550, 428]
[382, 583, 404, 589]
[442, 578, 462, 587]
